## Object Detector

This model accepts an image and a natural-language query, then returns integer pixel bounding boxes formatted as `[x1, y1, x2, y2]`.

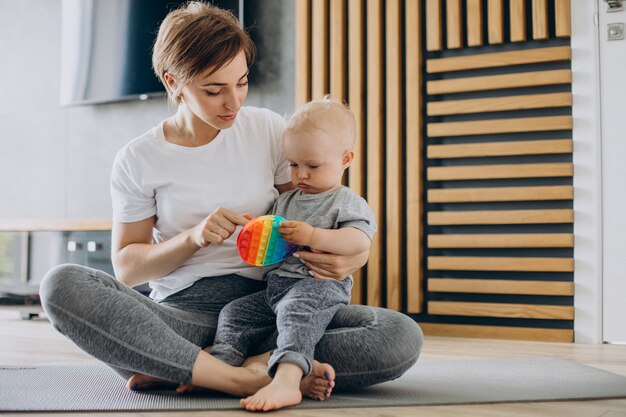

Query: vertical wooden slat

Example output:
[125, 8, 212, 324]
[426, 0, 443, 51]
[405, 0, 422, 313]
[510, 0, 527, 42]
[366, 0, 383, 307]
[555, 0, 571, 38]
[446, 0, 463, 49]
[532, 0, 548, 40]
[488, 0, 504, 44]
[330, 0, 346, 101]
[312, 0, 329, 99]
[348, 0, 365, 305]
[386, 0, 402, 311]
[467, 0, 483, 47]
[295, 0, 311, 107]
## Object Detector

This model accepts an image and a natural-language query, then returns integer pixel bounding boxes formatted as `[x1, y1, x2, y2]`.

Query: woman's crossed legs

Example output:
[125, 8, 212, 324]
[39, 265, 423, 403]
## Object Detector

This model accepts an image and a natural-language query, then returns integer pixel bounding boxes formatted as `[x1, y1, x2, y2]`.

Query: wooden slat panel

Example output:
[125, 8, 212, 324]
[446, 0, 463, 49]
[428, 256, 575, 272]
[426, 46, 571, 73]
[406, 0, 423, 313]
[428, 233, 574, 248]
[348, 0, 365, 198]
[330, 0, 346, 101]
[426, 0, 443, 51]
[428, 301, 574, 320]
[366, 0, 383, 307]
[419, 322, 573, 342]
[427, 93, 572, 116]
[427, 162, 573, 180]
[348, 0, 365, 305]
[487, 0, 504, 44]
[386, 0, 402, 311]
[427, 139, 573, 159]
[510, 0, 527, 42]
[311, 0, 329, 99]
[295, 0, 311, 107]
[427, 116, 573, 137]
[467, 0, 483, 47]
[532, 0, 549, 40]
[428, 278, 575, 295]
[428, 209, 575, 225]
[428, 185, 574, 203]
[427, 69, 572, 94]
[555, 0, 571, 38]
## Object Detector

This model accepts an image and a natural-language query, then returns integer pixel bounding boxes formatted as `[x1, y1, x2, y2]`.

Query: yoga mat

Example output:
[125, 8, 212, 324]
[2, 357, 626, 411]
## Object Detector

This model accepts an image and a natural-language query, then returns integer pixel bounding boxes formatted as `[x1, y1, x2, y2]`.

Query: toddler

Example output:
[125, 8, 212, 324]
[211, 96, 376, 411]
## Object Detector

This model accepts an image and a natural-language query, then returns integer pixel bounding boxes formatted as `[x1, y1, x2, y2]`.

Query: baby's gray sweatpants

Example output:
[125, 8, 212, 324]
[211, 276, 352, 377]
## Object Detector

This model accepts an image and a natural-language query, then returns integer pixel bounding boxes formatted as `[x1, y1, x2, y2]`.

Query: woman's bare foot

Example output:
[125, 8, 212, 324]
[190, 350, 271, 397]
[126, 346, 211, 394]
[240, 363, 303, 411]
[126, 373, 194, 394]
[300, 360, 335, 400]
[241, 352, 270, 376]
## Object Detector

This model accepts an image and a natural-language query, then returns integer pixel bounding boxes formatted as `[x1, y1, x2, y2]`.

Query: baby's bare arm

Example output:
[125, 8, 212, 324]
[278, 221, 371, 256]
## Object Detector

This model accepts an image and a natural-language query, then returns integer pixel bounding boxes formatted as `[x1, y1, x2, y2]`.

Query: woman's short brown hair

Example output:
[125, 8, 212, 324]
[152, 1, 256, 105]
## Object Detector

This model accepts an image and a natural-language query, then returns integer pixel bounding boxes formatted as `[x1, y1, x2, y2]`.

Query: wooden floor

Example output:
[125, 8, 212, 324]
[2, 308, 626, 417]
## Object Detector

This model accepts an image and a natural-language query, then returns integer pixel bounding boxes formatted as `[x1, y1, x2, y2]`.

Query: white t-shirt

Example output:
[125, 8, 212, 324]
[110, 106, 291, 300]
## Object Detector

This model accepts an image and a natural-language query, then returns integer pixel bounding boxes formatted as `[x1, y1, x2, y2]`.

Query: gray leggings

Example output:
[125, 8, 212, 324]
[39, 264, 423, 391]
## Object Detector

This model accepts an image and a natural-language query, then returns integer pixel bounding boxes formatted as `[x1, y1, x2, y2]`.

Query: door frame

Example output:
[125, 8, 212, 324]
[596, 0, 626, 343]
[572, 1, 604, 344]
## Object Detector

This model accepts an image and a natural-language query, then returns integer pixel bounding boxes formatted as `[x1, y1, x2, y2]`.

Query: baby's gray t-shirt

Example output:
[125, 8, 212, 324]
[266, 186, 377, 280]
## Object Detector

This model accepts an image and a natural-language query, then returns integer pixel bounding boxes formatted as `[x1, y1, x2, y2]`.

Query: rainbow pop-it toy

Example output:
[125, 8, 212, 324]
[237, 215, 298, 266]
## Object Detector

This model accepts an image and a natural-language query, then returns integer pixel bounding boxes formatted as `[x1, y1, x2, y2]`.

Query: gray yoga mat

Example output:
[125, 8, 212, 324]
[2, 357, 626, 411]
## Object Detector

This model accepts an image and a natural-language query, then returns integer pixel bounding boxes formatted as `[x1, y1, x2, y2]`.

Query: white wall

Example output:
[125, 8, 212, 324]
[0, 0, 172, 220]
[0, 0, 294, 221]
[572, 0, 626, 344]
[572, 1, 604, 343]
[599, 2, 626, 343]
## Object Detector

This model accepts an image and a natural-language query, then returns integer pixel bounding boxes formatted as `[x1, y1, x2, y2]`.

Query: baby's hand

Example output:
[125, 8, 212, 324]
[278, 221, 315, 247]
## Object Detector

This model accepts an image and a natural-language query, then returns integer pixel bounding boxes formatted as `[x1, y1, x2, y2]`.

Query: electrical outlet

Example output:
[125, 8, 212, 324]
[608, 23, 625, 40]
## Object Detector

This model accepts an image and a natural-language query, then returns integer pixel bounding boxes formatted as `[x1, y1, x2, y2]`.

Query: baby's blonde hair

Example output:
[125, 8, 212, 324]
[285, 95, 356, 150]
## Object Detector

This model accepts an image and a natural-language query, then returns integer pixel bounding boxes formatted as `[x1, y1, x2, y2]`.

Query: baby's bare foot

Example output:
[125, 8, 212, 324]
[240, 378, 302, 411]
[300, 360, 335, 400]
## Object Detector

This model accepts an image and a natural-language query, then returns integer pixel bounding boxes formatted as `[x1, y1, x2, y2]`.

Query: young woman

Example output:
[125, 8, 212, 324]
[40, 1, 423, 402]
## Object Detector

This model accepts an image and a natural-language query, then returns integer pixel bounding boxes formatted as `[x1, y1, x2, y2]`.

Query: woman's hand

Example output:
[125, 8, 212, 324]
[190, 207, 252, 248]
[295, 248, 369, 280]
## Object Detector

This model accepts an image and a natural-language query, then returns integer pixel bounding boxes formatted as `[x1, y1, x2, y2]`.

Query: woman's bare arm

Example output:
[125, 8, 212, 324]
[295, 248, 370, 280]
[111, 217, 200, 287]
[111, 208, 251, 288]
